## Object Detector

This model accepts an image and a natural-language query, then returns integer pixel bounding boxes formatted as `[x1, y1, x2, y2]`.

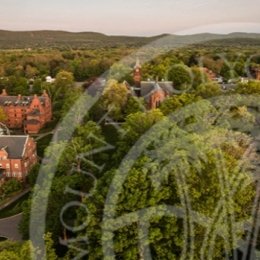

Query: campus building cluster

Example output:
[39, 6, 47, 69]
[0, 89, 52, 134]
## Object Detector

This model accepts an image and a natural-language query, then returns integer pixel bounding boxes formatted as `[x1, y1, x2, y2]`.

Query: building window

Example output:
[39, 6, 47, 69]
[6, 163, 10, 168]
[14, 164, 19, 169]
[24, 162, 28, 167]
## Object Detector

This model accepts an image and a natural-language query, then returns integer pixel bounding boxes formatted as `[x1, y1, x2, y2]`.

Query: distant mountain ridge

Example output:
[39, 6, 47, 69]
[0, 30, 260, 49]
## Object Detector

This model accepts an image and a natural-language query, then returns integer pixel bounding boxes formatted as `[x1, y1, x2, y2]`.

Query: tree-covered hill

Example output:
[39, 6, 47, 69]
[0, 30, 260, 49]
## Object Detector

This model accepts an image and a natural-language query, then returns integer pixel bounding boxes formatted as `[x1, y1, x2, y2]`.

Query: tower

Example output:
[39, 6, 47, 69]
[133, 58, 142, 87]
[133, 58, 142, 97]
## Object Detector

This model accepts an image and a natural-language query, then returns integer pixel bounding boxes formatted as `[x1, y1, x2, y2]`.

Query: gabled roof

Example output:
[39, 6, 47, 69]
[0, 136, 29, 159]
[140, 81, 174, 100]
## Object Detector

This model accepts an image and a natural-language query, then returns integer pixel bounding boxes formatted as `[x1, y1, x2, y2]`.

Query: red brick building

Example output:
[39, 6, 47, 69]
[0, 135, 37, 181]
[0, 90, 52, 134]
[133, 59, 173, 109]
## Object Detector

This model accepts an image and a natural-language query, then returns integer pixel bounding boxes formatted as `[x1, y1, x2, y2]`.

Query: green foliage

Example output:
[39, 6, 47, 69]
[195, 82, 222, 98]
[115, 109, 164, 162]
[124, 96, 145, 117]
[78, 109, 255, 259]
[160, 93, 201, 115]
[220, 63, 238, 80]
[55, 70, 74, 90]
[27, 164, 40, 187]
[19, 199, 31, 239]
[0, 241, 32, 260]
[108, 63, 133, 84]
[1, 179, 22, 196]
[20, 120, 106, 244]
[102, 80, 129, 120]
[0, 237, 57, 260]
[122, 109, 164, 144]
[168, 64, 192, 90]
[1, 40, 260, 258]
[236, 80, 260, 94]
[191, 67, 210, 88]
[44, 233, 58, 260]
[7, 76, 29, 95]
[0, 193, 29, 219]
[0, 107, 7, 122]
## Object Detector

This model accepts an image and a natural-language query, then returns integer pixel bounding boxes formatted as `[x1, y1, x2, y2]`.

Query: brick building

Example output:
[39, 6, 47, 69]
[133, 59, 173, 109]
[0, 135, 37, 181]
[140, 81, 173, 109]
[0, 90, 52, 134]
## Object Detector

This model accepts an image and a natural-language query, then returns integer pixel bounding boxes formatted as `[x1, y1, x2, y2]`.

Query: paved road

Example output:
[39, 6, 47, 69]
[0, 189, 30, 241]
[0, 213, 22, 241]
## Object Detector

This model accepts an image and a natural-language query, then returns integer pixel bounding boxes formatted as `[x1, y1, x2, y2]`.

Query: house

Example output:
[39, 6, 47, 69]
[133, 59, 174, 109]
[139, 80, 174, 109]
[0, 135, 37, 181]
[0, 90, 52, 134]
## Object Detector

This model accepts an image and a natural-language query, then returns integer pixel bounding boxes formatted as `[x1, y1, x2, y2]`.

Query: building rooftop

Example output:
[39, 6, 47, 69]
[0, 95, 46, 107]
[0, 135, 28, 159]
[140, 81, 174, 100]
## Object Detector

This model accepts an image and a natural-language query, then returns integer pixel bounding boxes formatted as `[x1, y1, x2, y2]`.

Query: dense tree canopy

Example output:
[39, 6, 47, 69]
[102, 80, 130, 120]
[77, 102, 255, 259]
[0, 43, 259, 258]
[236, 80, 260, 95]
[167, 64, 192, 90]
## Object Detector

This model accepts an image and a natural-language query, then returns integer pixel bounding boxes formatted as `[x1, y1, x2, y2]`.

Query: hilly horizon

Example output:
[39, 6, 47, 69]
[1, 29, 260, 49]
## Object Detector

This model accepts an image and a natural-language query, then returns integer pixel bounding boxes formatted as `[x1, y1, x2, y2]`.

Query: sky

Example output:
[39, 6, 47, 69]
[1, 0, 260, 36]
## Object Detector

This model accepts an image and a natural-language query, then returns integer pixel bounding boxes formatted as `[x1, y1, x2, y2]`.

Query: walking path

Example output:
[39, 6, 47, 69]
[0, 188, 31, 241]
[0, 213, 22, 241]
